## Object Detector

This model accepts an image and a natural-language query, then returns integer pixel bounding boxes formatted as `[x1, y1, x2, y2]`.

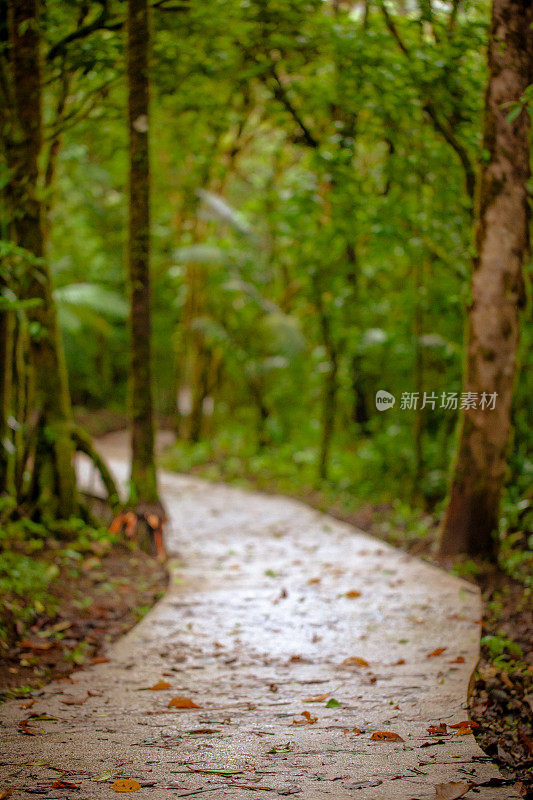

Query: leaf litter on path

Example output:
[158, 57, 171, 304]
[434, 781, 475, 800]
[168, 697, 201, 708]
[112, 778, 141, 792]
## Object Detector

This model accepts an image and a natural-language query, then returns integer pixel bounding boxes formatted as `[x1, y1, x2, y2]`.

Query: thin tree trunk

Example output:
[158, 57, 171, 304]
[6, 0, 77, 518]
[412, 256, 424, 502]
[127, 0, 158, 503]
[313, 277, 338, 482]
[439, 0, 532, 557]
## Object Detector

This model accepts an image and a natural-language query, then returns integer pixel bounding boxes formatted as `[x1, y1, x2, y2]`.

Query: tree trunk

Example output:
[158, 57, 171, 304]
[127, 0, 158, 503]
[5, 0, 77, 518]
[439, 0, 532, 557]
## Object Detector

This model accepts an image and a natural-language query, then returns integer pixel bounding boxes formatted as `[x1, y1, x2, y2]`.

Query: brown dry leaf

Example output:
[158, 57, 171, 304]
[427, 723, 447, 735]
[307, 578, 321, 585]
[341, 656, 369, 668]
[343, 727, 362, 735]
[345, 590, 362, 598]
[90, 656, 110, 665]
[449, 656, 465, 664]
[501, 673, 514, 689]
[454, 727, 473, 735]
[303, 693, 328, 703]
[0, 789, 13, 799]
[60, 696, 87, 706]
[293, 710, 318, 726]
[52, 780, 80, 790]
[18, 639, 54, 651]
[449, 720, 478, 729]
[289, 655, 304, 662]
[168, 696, 200, 709]
[112, 779, 141, 793]
[19, 699, 36, 709]
[434, 781, 475, 800]
[427, 648, 447, 658]
[393, 659, 405, 665]
[370, 731, 404, 742]
[148, 680, 171, 691]
[519, 731, 533, 755]
[18, 720, 38, 736]
[146, 514, 159, 529]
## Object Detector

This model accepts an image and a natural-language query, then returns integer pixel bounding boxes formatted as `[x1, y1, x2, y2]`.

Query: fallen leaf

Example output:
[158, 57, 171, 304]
[18, 720, 38, 736]
[0, 789, 13, 799]
[341, 656, 369, 668]
[454, 727, 473, 735]
[326, 698, 340, 707]
[345, 590, 362, 598]
[168, 696, 200, 709]
[91, 773, 113, 782]
[112, 779, 141, 793]
[427, 648, 447, 658]
[20, 699, 37, 709]
[51, 780, 80, 790]
[370, 731, 404, 742]
[60, 696, 87, 706]
[90, 656, 109, 665]
[293, 711, 318, 725]
[307, 578, 321, 585]
[393, 659, 405, 665]
[303, 694, 328, 702]
[18, 639, 54, 651]
[449, 656, 465, 664]
[148, 680, 171, 690]
[427, 723, 447, 735]
[343, 727, 362, 735]
[434, 781, 475, 799]
[449, 720, 478, 729]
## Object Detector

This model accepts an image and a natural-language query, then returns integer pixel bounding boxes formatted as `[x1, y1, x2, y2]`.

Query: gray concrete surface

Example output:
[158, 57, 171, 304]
[0, 444, 517, 799]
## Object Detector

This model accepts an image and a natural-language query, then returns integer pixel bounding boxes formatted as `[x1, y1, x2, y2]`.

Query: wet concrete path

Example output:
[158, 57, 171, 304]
[0, 440, 518, 799]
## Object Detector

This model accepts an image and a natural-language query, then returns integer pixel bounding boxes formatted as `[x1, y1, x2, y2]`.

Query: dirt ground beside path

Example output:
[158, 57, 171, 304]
[0, 455, 521, 799]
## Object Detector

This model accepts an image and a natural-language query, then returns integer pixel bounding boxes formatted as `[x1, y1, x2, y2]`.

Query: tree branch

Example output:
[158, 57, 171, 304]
[268, 66, 319, 149]
[379, 0, 475, 202]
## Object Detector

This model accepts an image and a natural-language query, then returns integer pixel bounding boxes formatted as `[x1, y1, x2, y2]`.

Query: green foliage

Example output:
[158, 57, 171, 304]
[0, 516, 117, 647]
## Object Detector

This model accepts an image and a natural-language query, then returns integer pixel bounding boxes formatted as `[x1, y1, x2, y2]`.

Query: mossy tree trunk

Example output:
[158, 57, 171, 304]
[439, 0, 532, 557]
[4, 0, 77, 518]
[127, 0, 158, 504]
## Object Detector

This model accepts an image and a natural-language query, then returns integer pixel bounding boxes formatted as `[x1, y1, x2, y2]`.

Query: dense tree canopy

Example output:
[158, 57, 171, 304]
[1, 0, 531, 569]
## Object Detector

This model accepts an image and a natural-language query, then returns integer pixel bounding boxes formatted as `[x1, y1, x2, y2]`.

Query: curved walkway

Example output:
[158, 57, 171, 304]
[0, 448, 517, 799]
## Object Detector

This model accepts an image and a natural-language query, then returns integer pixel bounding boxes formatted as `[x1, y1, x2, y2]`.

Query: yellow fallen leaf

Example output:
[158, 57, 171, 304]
[345, 590, 362, 598]
[341, 656, 369, 667]
[112, 779, 141, 793]
[302, 693, 329, 702]
[168, 696, 200, 709]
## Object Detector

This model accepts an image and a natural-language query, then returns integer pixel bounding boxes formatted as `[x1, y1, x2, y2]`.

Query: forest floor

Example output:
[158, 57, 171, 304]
[0, 439, 525, 799]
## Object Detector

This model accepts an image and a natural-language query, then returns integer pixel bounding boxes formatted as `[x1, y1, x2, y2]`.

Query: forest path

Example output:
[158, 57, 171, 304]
[0, 434, 517, 799]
